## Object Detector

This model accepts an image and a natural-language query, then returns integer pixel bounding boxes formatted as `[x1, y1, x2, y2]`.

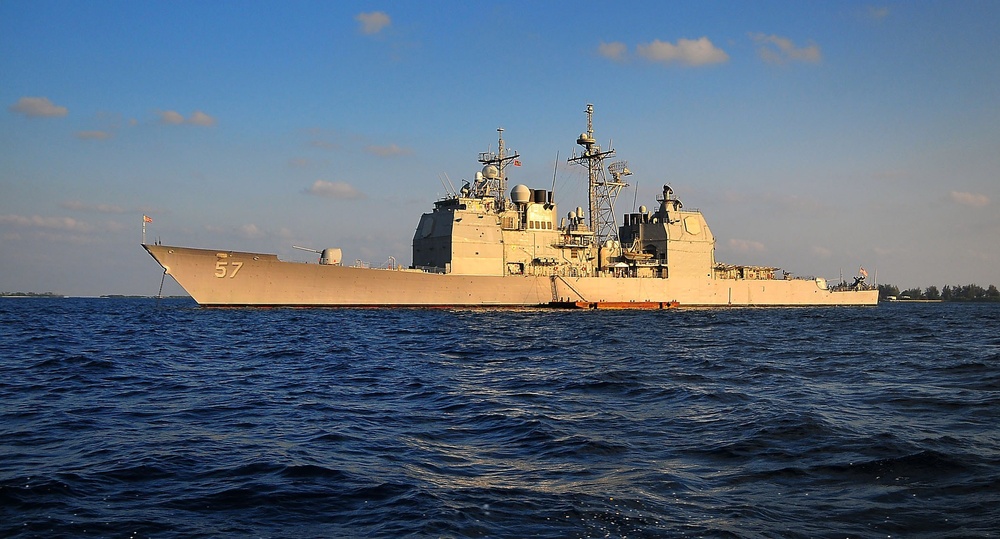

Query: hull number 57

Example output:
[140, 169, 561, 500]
[215, 261, 243, 278]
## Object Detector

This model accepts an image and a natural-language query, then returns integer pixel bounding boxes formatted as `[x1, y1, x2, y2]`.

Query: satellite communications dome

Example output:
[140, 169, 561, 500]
[482, 165, 500, 180]
[511, 184, 531, 205]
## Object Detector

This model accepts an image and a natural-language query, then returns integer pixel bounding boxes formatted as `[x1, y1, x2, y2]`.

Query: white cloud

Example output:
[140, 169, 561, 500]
[365, 143, 412, 157]
[75, 130, 112, 140]
[750, 33, 822, 65]
[188, 110, 217, 126]
[950, 191, 989, 208]
[305, 180, 365, 199]
[636, 37, 729, 66]
[728, 238, 766, 253]
[0, 214, 92, 232]
[158, 110, 185, 125]
[598, 41, 628, 62]
[158, 110, 215, 126]
[8, 96, 68, 118]
[356, 11, 391, 35]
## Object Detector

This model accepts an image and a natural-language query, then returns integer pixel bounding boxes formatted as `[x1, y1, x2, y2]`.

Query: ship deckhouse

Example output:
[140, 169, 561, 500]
[411, 127, 580, 277]
[616, 184, 716, 279]
[411, 186, 565, 276]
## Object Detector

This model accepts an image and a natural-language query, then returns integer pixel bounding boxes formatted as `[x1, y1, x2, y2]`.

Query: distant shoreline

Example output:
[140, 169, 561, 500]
[2, 294, 190, 299]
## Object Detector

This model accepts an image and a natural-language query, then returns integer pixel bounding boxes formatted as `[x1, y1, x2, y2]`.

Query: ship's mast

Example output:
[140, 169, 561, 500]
[478, 127, 520, 211]
[568, 104, 629, 244]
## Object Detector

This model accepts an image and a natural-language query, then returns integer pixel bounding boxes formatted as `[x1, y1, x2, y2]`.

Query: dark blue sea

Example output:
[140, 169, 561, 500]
[1, 299, 998, 538]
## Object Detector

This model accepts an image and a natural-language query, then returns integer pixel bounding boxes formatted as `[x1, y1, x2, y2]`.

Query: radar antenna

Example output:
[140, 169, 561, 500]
[567, 104, 629, 244]
[476, 127, 520, 211]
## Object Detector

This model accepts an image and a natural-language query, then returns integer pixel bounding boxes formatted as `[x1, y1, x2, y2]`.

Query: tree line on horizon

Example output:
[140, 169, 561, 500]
[877, 283, 1000, 302]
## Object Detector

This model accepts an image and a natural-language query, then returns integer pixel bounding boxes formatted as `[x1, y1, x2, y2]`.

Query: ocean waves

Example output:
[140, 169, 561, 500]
[1, 299, 998, 537]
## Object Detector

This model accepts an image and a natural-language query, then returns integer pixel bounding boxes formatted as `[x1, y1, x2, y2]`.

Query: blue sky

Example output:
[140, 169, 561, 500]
[2, 1, 998, 295]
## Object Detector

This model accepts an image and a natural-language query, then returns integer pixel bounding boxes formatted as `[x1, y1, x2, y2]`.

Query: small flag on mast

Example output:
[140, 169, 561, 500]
[513, 159, 522, 167]
[141, 215, 152, 244]
[859, 266, 868, 278]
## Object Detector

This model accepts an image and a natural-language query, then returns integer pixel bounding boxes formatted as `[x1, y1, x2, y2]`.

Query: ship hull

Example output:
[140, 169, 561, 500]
[557, 275, 878, 306]
[144, 244, 878, 307]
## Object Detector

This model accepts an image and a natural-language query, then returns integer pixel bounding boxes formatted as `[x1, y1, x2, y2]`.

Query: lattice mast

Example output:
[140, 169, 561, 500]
[568, 104, 631, 244]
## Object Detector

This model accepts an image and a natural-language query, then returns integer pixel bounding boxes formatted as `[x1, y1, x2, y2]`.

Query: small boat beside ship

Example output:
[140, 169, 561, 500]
[143, 104, 878, 307]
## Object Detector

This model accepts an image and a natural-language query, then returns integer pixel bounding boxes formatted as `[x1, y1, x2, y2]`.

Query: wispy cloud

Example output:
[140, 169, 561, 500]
[75, 130, 113, 140]
[729, 238, 766, 253]
[811, 246, 833, 258]
[718, 189, 830, 216]
[873, 169, 908, 181]
[750, 33, 822, 65]
[310, 139, 338, 150]
[238, 223, 264, 239]
[159, 110, 185, 125]
[598, 41, 628, 63]
[204, 223, 266, 239]
[60, 201, 128, 214]
[188, 110, 217, 126]
[365, 143, 412, 157]
[356, 11, 391, 35]
[769, 193, 827, 215]
[950, 191, 990, 208]
[635, 37, 729, 66]
[0, 214, 92, 232]
[8, 96, 68, 118]
[867, 6, 890, 21]
[873, 246, 904, 256]
[305, 180, 365, 200]
[158, 110, 216, 126]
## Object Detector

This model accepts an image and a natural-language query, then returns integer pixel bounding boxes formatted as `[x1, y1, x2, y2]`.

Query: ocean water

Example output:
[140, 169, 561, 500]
[1, 299, 997, 538]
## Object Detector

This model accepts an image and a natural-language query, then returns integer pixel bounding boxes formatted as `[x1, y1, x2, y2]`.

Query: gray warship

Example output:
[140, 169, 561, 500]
[143, 104, 878, 307]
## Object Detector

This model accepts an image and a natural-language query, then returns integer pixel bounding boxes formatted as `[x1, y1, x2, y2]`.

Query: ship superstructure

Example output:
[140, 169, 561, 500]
[142, 104, 878, 307]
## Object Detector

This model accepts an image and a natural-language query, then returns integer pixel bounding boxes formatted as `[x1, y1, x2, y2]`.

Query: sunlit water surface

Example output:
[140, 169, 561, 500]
[1, 299, 997, 538]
